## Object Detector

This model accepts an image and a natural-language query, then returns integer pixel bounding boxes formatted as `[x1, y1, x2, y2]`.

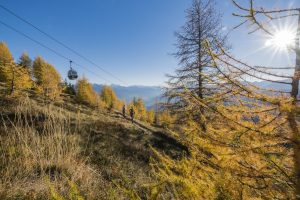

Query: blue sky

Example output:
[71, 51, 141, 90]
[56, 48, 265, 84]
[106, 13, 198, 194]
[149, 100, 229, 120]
[0, 0, 299, 86]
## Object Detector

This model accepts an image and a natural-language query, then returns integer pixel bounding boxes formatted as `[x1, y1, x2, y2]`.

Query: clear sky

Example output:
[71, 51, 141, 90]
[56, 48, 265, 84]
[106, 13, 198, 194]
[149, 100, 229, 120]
[0, 0, 299, 86]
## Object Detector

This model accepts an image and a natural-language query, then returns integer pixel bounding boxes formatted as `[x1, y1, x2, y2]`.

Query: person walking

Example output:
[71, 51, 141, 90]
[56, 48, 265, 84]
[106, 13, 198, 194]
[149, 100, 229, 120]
[129, 107, 135, 123]
[122, 105, 126, 118]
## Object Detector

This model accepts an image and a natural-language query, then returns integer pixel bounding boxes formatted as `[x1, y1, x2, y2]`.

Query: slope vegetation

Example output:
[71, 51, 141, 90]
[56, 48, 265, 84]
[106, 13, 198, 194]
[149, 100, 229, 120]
[0, 92, 187, 199]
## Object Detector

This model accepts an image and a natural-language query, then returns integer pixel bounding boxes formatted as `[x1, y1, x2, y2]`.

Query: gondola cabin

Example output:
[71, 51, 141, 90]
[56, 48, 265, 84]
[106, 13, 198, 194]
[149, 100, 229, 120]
[68, 68, 78, 80]
[67, 61, 78, 80]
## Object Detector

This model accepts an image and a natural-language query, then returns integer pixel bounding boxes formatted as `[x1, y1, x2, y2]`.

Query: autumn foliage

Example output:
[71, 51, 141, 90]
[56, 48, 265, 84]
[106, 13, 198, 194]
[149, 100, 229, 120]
[0, 42, 32, 95]
[100, 85, 123, 110]
[33, 56, 62, 99]
[76, 77, 100, 107]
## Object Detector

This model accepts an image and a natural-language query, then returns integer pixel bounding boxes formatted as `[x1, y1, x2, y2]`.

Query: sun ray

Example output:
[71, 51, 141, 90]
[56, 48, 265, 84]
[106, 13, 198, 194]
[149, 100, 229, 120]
[265, 30, 295, 50]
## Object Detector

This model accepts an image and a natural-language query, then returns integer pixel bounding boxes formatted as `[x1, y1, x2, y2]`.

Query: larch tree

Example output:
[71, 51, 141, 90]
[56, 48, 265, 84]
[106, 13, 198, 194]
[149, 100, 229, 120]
[149, 0, 299, 199]
[0, 42, 13, 62]
[18, 52, 32, 69]
[158, 110, 174, 128]
[165, 0, 227, 131]
[129, 97, 147, 121]
[33, 56, 61, 99]
[146, 109, 155, 124]
[17, 52, 33, 87]
[227, 0, 300, 198]
[100, 85, 121, 110]
[0, 42, 14, 91]
[149, 1, 232, 198]
[76, 77, 99, 107]
[0, 42, 32, 95]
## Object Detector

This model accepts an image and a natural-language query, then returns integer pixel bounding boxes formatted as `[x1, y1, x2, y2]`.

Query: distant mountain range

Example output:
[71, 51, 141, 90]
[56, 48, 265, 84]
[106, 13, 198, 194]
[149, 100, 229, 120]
[251, 79, 299, 95]
[93, 80, 299, 108]
[251, 79, 291, 91]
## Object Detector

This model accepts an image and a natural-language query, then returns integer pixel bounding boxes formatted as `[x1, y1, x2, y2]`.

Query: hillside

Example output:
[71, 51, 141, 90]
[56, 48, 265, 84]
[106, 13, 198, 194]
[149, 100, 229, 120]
[0, 92, 187, 199]
[1, 0, 299, 198]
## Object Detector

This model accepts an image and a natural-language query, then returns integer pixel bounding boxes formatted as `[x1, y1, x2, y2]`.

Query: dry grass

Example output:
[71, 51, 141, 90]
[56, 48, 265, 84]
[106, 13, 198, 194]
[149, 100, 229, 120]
[0, 95, 187, 199]
[0, 97, 105, 199]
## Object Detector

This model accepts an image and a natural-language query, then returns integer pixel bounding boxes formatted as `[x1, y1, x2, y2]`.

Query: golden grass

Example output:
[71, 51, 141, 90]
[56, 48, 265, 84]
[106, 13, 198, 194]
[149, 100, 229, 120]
[0, 97, 104, 199]
[0, 95, 187, 199]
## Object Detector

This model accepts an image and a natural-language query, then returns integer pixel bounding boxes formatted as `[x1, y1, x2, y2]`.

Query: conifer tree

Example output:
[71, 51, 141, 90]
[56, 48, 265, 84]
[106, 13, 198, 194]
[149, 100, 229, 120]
[165, 0, 227, 130]
[33, 56, 61, 99]
[158, 110, 174, 128]
[150, 1, 231, 195]
[76, 77, 99, 107]
[226, 1, 300, 198]
[0, 42, 13, 62]
[146, 109, 155, 124]
[129, 97, 147, 121]
[62, 79, 76, 95]
[151, 1, 299, 199]
[0, 42, 32, 95]
[0, 42, 14, 82]
[100, 85, 121, 110]
[18, 53, 32, 69]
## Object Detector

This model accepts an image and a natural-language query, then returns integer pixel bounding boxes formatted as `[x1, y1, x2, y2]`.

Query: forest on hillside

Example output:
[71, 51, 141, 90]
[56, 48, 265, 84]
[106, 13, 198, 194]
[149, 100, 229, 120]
[0, 0, 300, 199]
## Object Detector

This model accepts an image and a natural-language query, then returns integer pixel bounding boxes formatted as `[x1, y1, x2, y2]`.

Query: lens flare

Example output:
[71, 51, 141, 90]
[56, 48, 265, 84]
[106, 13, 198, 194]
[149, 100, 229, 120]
[265, 30, 295, 50]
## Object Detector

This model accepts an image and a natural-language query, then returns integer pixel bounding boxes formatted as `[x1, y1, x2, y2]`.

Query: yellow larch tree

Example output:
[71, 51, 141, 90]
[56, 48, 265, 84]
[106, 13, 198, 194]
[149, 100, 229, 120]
[100, 85, 122, 110]
[128, 97, 147, 121]
[76, 77, 100, 107]
[0, 42, 32, 95]
[33, 56, 61, 99]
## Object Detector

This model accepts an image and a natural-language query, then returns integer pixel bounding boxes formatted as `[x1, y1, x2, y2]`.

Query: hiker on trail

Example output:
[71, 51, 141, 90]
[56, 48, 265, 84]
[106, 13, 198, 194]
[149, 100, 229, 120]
[122, 105, 126, 118]
[129, 107, 135, 123]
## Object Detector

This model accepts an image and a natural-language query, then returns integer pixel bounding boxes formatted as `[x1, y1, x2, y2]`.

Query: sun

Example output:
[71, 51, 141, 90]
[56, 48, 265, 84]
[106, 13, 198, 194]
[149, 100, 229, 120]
[265, 29, 295, 50]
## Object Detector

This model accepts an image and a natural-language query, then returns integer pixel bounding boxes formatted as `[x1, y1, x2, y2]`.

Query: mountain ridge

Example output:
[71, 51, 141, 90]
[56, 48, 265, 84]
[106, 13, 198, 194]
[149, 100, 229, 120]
[93, 80, 299, 108]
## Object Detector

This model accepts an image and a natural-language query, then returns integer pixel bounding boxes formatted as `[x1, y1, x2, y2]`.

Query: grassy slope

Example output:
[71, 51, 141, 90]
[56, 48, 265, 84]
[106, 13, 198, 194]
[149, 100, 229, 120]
[0, 93, 187, 199]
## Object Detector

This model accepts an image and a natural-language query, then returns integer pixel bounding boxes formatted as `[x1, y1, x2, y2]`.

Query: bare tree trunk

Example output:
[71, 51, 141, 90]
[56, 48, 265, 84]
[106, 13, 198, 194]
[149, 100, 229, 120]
[289, 11, 300, 199]
[198, 63, 203, 99]
[197, 2, 206, 132]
